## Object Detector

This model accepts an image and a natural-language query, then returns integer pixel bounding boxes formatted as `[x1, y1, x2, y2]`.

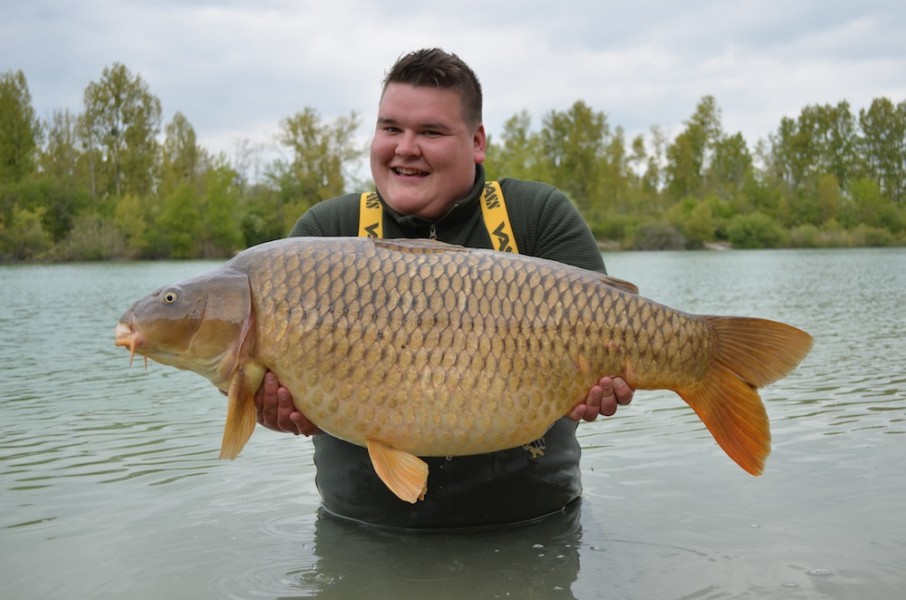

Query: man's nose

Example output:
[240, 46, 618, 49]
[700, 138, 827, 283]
[395, 131, 421, 157]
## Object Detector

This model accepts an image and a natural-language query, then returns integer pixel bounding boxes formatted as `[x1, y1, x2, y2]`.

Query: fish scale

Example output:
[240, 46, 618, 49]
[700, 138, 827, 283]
[116, 236, 813, 503]
[240, 242, 553, 451]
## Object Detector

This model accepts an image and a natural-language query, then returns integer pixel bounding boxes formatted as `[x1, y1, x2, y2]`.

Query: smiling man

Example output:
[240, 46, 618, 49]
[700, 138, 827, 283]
[256, 48, 634, 529]
[370, 68, 485, 220]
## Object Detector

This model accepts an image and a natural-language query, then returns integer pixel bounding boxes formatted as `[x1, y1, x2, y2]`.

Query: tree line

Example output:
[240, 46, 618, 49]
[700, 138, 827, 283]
[1, 63, 904, 261]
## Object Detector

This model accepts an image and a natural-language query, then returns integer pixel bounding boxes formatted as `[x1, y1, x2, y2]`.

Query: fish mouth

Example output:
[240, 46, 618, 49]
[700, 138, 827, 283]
[115, 321, 146, 367]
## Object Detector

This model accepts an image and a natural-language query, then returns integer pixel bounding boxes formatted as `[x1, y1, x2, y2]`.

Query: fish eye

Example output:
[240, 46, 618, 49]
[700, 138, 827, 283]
[162, 290, 179, 304]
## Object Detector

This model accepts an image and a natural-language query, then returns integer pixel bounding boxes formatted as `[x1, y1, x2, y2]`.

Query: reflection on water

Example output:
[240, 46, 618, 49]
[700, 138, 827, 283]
[214, 503, 584, 600]
[1, 249, 905, 599]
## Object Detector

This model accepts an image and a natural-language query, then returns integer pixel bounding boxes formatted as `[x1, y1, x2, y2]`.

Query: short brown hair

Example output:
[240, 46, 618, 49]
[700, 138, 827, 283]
[382, 48, 483, 127]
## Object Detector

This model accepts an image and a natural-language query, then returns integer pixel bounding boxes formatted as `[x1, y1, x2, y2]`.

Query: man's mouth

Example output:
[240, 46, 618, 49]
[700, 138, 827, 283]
[393, 167, 427, 177]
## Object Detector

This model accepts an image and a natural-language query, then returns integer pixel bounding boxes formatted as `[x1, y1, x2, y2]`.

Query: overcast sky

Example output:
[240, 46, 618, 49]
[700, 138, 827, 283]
[4, 0, 904, 172]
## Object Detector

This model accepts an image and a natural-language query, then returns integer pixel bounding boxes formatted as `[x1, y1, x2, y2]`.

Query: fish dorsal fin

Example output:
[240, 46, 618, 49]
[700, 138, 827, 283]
[372, 238, 468, 254]
[366, 439, 429, 503]
[219, 362, 266, 460]
[596, 273, 639, 295]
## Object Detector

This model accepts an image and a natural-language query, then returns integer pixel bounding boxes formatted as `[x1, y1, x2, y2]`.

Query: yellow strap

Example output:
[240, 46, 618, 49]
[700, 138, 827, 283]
[358, 182, 518, 254]
[358, 192, 382, 238]
[479, 181, 519, 253]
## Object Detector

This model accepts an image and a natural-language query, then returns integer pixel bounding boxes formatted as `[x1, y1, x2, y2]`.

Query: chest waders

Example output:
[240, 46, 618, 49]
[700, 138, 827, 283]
[357, 181, 519, 254]
[315, 180, 581, 527]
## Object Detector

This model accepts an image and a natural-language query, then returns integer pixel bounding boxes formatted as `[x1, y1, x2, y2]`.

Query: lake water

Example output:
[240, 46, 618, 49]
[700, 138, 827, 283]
[1, 248, 904, 599]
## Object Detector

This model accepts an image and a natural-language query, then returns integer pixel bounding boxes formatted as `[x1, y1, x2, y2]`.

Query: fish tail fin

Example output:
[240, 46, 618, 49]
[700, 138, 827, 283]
[678, 317, 813, 475]
[219, 363, 266, 460]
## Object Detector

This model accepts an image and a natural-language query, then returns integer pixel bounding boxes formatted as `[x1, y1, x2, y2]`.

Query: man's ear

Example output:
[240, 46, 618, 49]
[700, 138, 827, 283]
[473, 123, 487, 163]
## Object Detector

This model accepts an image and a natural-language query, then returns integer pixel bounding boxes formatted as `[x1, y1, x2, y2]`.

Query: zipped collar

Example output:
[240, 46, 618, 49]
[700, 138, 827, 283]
[375, 165, 488, 237]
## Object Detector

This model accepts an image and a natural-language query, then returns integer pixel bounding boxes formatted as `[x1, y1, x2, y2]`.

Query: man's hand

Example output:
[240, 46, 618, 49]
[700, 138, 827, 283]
[255, 371, 322, 436]
[569, 376, 634, 422]
[256, 370, 632, 434]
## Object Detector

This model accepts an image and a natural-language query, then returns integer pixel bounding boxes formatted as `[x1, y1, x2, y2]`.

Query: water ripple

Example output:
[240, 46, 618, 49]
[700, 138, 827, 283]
[2, 251, 905, 599]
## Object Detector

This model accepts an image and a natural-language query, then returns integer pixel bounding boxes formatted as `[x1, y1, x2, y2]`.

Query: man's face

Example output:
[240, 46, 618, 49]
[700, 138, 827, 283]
[370, 83, 486, 220]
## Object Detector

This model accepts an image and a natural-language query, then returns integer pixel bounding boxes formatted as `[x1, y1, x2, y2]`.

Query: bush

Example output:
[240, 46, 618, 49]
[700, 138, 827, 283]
[54, 214, 127, 261]
[789, 224, 820, 248]
[850, 224, 894, 247]
[591, 214, 636, 246]
[0, 206, 52, 261]
[727, 212, 786, 249]
[631, 222, 687, 250]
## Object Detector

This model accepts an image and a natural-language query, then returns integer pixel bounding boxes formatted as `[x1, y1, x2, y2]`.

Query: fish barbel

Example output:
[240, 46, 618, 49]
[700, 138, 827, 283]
[115, 237, 812, 503]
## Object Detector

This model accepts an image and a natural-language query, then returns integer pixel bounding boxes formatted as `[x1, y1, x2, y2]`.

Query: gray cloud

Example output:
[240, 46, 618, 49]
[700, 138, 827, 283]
[3, 0, 903, 164]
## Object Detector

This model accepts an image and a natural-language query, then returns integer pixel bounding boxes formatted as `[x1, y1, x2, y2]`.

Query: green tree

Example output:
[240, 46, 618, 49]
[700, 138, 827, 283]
[198, 162, 243, 257]
[634, 126, 669, 215]
[159, 111, 204, 197]
[727, 212, 786, 248]
[539, 101, 609, 215]
[0, 176, 90, 242]
[858, 98, 906, 204]
[240, 184, 286, 247]
[0, 70, 41, 184]
[273, 108, 361, 201]
[80, 63, 162, 198]
[767, 115, 808, 195]
[686, 198, 717, 243]
[665, 95, 723, 200]
[767, 101, 859, 197]
[486, 110, 549, 182]
[815, 173, 841, 224]
[113, 193, 149, 258]
[150, 183, 201, 258]
[845, 177, 900, 231]
[40, 109, 88, 184]
[599, 126, 633, 215]
[55, 213, 126, 261]
[707, 132, 752, 201]
[262, 108, 362, 236]
[0, 206, 51, 260]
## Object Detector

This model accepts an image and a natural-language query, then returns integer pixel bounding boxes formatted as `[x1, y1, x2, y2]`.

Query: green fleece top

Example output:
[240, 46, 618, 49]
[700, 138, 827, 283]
[289, 165, 607, 275]
[288, 165, 608, 529]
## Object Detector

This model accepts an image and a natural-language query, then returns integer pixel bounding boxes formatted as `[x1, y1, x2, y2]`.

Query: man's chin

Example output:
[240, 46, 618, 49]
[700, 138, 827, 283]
[385, 194, 446, 220]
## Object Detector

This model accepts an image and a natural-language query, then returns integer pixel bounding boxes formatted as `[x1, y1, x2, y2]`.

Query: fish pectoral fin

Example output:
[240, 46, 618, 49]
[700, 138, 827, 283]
[366, 439, 429, 504]
[219, 363, 267, 460]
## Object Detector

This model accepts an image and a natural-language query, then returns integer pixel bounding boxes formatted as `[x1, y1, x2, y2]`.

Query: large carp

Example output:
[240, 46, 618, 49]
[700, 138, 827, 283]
[115, 237, 812, 503]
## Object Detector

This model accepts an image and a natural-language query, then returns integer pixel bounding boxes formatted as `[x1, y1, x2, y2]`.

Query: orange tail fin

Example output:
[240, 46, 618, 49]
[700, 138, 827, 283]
[678, 317, 813, 475]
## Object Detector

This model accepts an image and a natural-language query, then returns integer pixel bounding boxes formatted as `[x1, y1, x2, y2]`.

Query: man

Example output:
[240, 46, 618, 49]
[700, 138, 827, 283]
[257, 48, 634, 528]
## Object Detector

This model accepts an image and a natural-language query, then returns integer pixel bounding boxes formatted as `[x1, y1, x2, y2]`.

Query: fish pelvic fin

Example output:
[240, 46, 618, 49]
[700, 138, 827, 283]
[366, 439, 429, 503]
[679, 316, 813, 476]
[219, 363, 267, 460]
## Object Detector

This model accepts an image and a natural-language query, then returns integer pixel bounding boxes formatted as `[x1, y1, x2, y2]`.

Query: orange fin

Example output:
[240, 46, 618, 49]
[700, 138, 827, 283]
[219, 363, 266, 460]
[373, 238, 467, 254]
[705, 316, 813, 387]
[597, 273, 640, 295]
[679, 317, 813, 475]
[366, 439, 429, 503]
